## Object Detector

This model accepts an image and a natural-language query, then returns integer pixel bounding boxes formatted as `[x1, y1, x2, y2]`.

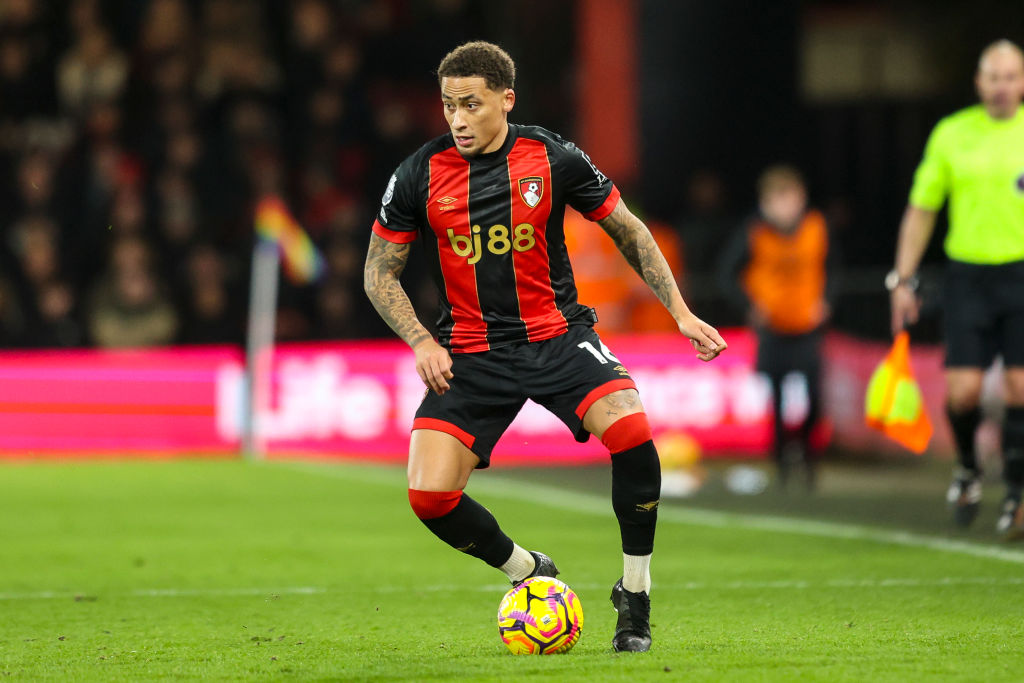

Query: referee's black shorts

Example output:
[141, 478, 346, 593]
[413, 324, 637, 468]
[943, 259, 1024, 368]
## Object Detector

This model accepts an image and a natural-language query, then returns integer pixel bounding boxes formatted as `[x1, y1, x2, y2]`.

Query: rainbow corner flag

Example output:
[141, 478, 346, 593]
[254, 196, 325, 284]
[864, 331, 933, 454]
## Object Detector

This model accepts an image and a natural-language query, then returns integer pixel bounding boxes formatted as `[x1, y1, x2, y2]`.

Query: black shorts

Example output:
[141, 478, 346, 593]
[755, 328, 823, 383]
[413, 324, 637, 468]
[943, 260, 1024, 368]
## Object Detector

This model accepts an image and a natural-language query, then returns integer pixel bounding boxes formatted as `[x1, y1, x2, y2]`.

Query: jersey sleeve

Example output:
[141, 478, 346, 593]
[553, 138, 621, 221]
[371, 160, 420, 244]
[908, 120, 950, 211]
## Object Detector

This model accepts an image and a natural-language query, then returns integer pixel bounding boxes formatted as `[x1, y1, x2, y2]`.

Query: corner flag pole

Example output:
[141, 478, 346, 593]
[242, 239, 280, 461]
[243, 196, 324, 461]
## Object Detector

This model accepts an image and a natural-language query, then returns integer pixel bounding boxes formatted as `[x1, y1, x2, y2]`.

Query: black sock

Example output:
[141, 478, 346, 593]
[801, 370, 822, 460]
[1003, 407, 1024, 494]
[420, 493, 514, 567]
[611, 440, 661, 556]
[946, 405, 982, 473]
[769, 376, 785, 463]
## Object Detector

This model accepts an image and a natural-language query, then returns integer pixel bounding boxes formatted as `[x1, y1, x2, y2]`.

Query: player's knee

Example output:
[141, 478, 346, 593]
[946, 376, 983, 412]
[408, 489, 463, 520]
[601, 412, 653, 454]
[1005, 372, 1024, 406]
[610, 434, 661, 529]
[946, 395, 978, 411]
[947, 392, 982, 413]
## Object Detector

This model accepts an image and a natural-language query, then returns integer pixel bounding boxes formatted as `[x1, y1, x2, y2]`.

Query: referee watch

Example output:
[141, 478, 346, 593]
[884, 269, 920, 292]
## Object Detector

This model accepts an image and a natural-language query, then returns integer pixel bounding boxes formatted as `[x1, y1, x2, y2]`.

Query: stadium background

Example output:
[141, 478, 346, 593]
[0, 0, 1021, 461]
[6, 2, 1024, 680]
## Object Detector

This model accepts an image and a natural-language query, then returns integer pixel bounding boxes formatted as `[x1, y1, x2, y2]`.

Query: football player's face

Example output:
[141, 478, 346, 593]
[976, 47, 1024, 120]
[441, 76, 515, 157]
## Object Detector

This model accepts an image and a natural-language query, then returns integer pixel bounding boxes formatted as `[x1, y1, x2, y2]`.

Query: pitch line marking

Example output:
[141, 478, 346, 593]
[375, 575, 1024, 592]
[0, 586, 325, 601]
[272, 461, 1024, 566]
[2, 576, 1023, 602]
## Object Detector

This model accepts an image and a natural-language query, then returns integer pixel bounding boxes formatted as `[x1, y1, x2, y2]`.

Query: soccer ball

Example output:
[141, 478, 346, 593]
[497, 577, 583, 655]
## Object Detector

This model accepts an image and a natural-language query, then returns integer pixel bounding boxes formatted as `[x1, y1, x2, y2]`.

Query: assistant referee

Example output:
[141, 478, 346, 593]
[890, 40, 1024, 538]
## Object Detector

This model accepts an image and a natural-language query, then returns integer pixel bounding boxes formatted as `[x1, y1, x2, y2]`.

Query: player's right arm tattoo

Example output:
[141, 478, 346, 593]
[597, 201, 683, 315]
[363, 233, 432, 348]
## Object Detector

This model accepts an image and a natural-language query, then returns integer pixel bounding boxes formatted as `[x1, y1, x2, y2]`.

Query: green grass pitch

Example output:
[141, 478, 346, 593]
[1, 458, 1023, 681]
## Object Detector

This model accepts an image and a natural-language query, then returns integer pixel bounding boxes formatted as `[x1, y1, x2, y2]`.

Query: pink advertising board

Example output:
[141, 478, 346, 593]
[220, 331, 781, 464]
[0, 346, 241, 456]
[0, 331, 954, 462]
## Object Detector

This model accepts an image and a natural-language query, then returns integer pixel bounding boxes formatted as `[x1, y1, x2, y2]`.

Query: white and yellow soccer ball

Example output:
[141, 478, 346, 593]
[497, 576, 583, 655]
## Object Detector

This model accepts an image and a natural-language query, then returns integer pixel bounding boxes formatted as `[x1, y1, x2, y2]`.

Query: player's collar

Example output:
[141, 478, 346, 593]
[469, 124, 518, 164]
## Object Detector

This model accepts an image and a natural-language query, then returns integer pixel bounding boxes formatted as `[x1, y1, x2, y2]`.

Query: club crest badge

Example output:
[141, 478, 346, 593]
[518, 177, 543, 208]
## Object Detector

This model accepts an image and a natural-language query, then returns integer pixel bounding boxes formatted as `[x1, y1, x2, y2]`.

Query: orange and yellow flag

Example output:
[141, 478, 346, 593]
[864, 331, 933, 454]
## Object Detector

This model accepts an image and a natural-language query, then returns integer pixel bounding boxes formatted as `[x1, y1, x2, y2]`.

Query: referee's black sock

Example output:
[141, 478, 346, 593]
[1002, 407, 1024, 496]
[946, 404, 982, 474]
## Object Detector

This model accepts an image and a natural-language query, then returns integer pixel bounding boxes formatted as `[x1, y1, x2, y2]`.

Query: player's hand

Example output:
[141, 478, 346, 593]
[678, 314, 727, 362]
[413, 338, 454, 395]
[890, 286, 920, 337]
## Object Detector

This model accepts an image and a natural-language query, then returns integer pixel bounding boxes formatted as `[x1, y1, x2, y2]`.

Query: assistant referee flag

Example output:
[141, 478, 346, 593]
[865, 332, 933, 454]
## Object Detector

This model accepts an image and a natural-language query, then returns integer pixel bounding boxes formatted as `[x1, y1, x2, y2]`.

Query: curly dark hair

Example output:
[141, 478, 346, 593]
[436, 41, 515, 90]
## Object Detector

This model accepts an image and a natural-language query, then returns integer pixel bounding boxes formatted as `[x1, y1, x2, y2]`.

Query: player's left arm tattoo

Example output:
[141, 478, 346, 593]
[597, 200, 684, 316]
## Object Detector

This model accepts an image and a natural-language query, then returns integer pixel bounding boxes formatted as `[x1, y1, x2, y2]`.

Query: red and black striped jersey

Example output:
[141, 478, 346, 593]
[372, 124, 621, 353]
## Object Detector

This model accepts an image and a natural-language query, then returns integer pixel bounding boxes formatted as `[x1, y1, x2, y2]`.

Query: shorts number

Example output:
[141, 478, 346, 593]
[577, 340, 620, 365]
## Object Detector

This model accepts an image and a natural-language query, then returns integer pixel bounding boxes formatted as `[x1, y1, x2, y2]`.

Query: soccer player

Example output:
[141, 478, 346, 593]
[363, 41, 726, 652]
[890, 40, 1024, 538]
[717, 165, 836, 489]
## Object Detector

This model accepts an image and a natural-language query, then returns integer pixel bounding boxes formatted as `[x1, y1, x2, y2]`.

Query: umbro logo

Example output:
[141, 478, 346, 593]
[636, 500, 660, 512]
[437, 196, 459, 211]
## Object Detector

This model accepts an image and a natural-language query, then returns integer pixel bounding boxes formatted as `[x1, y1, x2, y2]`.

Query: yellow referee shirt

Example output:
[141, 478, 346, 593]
[909, 104, 1024, 264]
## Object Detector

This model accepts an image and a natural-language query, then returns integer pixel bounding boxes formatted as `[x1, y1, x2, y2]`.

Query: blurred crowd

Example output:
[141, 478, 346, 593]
[0, 0, 491, 348]
[0, 0, 749, 350]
